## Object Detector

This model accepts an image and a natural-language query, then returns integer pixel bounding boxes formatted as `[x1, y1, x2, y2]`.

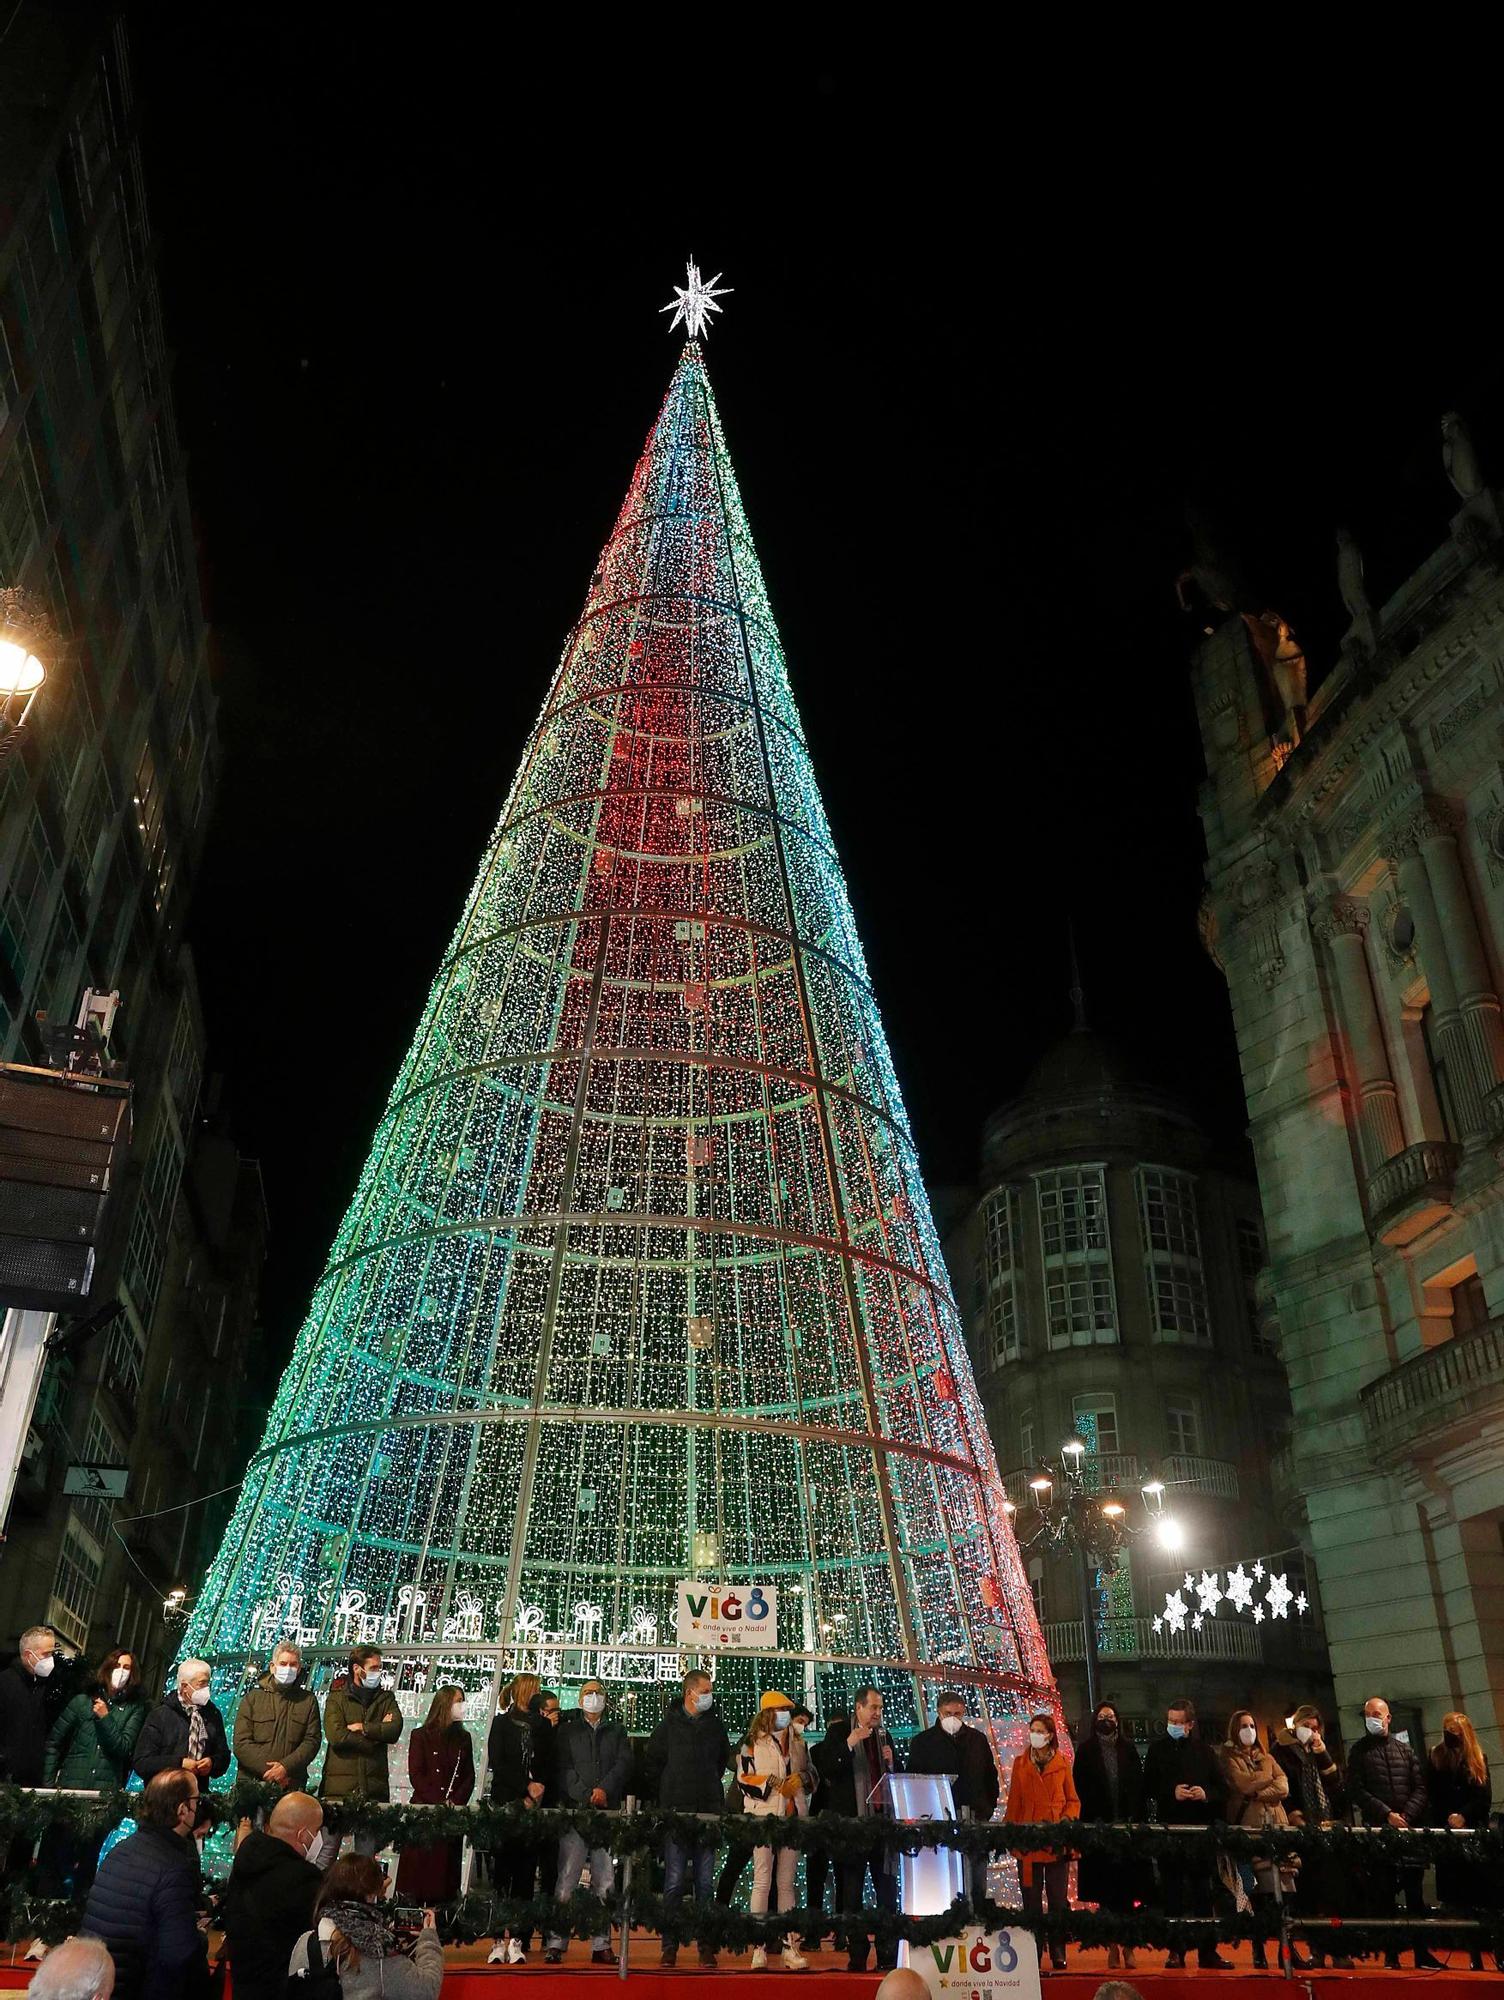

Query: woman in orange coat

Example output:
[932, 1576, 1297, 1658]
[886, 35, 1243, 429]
[1004, 1712, 1080, 1972]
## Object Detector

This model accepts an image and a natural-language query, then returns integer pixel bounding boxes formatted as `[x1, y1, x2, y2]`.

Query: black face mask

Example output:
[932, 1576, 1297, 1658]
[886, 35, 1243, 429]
[1444, 1731, 1462, 1750]
[1094, 1718, 1117, 1736]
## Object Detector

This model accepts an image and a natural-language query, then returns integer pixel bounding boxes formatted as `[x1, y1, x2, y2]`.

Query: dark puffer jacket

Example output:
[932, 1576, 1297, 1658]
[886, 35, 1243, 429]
[554, 1710, 630, 1807]
[133, 1691, 231, 1782]
[221, 1827, 323, 2000]
[907, 1719, 1000, 1819]
[644, 1700, 732, 1811]
[232, 1673, 321, 1789]
[80, 1821, 207, 1999]
[1346, 1730, 1427, 1825]
[45, 1687, 148, 1789]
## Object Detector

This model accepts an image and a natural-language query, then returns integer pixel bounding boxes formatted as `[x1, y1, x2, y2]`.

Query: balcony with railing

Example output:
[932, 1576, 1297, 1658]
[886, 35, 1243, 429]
[1002, 1453, 1239, 1507]
[1359, 1316, 1504, 1469]
[1044, 1612, 1328, 1668]
[1365, 1139, 1462, 1248]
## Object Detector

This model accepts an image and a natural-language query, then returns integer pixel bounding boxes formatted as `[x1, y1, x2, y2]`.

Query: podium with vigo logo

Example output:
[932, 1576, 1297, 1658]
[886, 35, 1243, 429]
[889, 1773, 1042, 2000]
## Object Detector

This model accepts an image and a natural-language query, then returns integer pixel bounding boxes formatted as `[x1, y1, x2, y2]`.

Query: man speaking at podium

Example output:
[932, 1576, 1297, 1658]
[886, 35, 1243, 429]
[813, 1685, 903, 1975]
[908, 1691, 1000, 1902]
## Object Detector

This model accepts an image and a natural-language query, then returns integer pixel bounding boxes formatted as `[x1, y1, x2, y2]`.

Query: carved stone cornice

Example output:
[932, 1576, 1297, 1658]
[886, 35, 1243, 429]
[1311, 896, 1370, 946]
[1385, 798, 1463, 861]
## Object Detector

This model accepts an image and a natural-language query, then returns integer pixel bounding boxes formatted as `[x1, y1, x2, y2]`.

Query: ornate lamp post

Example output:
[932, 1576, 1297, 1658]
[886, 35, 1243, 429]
[1008, 1437, 1174, 1716]
[0, 589, 50, 759]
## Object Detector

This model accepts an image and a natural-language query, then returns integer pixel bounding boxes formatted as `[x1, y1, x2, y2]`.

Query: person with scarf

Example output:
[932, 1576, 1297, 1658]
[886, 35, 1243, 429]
[1004, 1711, 1079, 1973]
[288, 1852, 443, 1997]
[317, 1647, 403, 1867]
[737, 1691, 811, 1971]
[1072, 1699, 1145, 1970]
[1428, 1711, 1494, 1971]
[1272, 1704, 1350, 1968]
[486, 1670, 550, 1965]
[819, 1685, 903, 1975]
[1218, 1710, 1288, 1969]
[133, 1657, 229, 1784]
[40, 1645, 148, 1897]
[394, 1684, 473, 1906]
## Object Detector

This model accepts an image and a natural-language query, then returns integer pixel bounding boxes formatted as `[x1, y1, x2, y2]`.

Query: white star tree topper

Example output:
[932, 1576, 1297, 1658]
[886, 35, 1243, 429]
[661, 259, 732, 340]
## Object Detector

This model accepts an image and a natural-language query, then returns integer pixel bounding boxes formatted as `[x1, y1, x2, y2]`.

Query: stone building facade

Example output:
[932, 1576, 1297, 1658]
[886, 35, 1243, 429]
[942, 1027, 1332, 1740]
[1193, 429, 1504, 1755]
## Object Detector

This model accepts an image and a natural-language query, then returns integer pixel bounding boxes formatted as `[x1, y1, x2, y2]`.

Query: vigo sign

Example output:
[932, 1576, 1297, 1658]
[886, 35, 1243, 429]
[674, 1580, 778, 1650]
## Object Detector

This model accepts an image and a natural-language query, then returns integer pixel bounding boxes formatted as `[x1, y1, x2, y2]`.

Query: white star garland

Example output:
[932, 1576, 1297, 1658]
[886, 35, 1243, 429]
[1224, 1563, 1255, 1613]
[1265, 1572, 1293, 1620]
[1196, 1569, 1223, 1618]
[1162, 1589, 1189, 1634]
[1296, 1591, 1309, 1614]
[1163, 1560, 1309, 1638]
[661, 259, 732, 340]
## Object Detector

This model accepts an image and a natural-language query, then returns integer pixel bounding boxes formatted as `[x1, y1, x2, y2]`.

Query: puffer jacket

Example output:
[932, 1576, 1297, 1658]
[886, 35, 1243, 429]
[288, 1918, 444, 1997]
[738, 1727, 812, 1819]
[554, 1710, 630, 1808]
[79, 1821, 206, 1999]
[1219, 1740, 1289, 1827]
[45, 1687, 148, 1789]
[233, 1672, 322, 1789]
[1347, 1729, 1427, 1825]
[319, 1677, 403, 1802]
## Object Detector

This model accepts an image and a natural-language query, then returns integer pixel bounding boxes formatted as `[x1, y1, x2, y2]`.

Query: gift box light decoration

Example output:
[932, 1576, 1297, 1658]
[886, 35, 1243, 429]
[184, 293, 1055, 1744]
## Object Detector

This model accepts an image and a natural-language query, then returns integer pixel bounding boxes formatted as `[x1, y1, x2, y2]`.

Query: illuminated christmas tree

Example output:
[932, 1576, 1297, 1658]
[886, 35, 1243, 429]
[188, 270, 1055, 1750]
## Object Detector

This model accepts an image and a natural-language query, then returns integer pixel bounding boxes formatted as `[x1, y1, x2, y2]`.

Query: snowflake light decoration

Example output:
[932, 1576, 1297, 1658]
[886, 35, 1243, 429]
[1183, 1572, 1195, 1590]
[1152, 1615, 1164, 1635]
[1252, 1602, 1265, 1624]
[1196, 1569, 1223, 1618]
[1162, 1588, 1189, 1634]
[1296, 1591, 1309, 1614]
[1265, 1572, 1293, 1620]
[1192, 1612, 1204, 1632]
[1252, 1560, 1265, 1580]
[661, 259, 732, 340]
[1224, 1562, 1255, 1613]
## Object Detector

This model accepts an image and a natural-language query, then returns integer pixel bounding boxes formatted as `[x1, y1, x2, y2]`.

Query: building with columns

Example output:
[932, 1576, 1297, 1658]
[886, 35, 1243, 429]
[1193, 422, 1504, 1756]
[941, 1019, 1332, 1742]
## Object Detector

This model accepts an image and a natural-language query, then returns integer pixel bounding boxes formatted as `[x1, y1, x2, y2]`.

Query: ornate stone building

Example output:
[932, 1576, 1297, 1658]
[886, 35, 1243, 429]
[1193, 419, 1504, 1755]
[942, 1020, 1332, 1739]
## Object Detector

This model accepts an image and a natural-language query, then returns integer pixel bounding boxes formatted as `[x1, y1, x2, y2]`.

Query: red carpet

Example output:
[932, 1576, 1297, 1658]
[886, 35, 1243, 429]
[0, 1952, 1495, 1991]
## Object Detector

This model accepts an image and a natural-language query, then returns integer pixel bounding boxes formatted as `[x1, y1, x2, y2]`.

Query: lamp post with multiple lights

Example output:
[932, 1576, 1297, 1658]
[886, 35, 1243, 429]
[1008, 1435, 1180, 1716]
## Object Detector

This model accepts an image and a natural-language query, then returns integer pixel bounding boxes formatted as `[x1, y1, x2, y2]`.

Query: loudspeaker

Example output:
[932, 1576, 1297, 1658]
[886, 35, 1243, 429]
[0, 1065, 130, 1313]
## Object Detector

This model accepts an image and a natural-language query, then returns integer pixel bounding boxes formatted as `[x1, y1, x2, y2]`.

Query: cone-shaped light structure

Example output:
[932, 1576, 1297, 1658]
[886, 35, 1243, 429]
[188, 341, 1055, 1741]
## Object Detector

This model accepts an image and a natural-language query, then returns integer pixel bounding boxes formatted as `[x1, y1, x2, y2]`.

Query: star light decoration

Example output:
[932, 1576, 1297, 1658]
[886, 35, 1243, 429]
[1224, 1563, 1255, 1613]
[1161, 1559, 1309, 1632]
[661, 259, 732, 340]
[1195, 1569, 1223, 1618]
[1265, 1572, 1293, 1620]
[1162, 1589, 1189, 1635]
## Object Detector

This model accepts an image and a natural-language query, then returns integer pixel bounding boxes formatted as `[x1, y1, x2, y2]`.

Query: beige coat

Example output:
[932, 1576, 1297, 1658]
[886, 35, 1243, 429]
[738, 1727, 812, 1819]
[1220, 1740, 1289, 1827]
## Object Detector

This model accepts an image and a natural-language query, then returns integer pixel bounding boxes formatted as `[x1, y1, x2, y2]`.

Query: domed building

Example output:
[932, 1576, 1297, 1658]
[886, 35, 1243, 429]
[942, 1012, 1334, 1743]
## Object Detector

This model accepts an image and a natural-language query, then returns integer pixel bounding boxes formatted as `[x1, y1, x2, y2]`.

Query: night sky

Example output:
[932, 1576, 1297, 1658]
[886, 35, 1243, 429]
[124, 21, 1504, 1358]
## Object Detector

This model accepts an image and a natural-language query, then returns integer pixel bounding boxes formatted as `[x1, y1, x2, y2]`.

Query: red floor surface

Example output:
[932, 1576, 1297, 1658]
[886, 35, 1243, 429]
[0, 1949, 1496, 1991]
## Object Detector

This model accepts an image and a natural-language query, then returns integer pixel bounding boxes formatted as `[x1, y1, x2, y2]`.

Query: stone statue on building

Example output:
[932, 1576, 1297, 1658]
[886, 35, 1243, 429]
[1337, 526, 1378, 657]
[1246, 611, 1308, 752]
[1442, 412, 1485, 501]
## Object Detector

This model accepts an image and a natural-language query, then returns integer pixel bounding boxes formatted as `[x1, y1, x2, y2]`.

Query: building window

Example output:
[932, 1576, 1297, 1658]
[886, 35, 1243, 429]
[49, 1522, 102, 1650]
[1451, 1271, 1489, 1337]
[1020, 1409, 1035, 1470]
[73, 1406, 123, 1544]
[1237, 1215, 1278, 1356]
[1137, 1166, 1211, 1344]
[102, 1310, 145, 1421]
[982, 1185, 1021, 1366]
[1034, 1166, 1117, 1349]
[1072, 1392, 1120, 1460]
[1165, 1400, 1200, 1459]
[122, 1203, 163, 1321]
[1420, 1004, 1463, 1144]
[1027, 1556, 1044, 1622]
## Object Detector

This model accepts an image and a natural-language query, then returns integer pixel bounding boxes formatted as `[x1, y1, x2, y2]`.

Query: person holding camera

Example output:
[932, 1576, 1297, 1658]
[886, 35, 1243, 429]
[288, 1853, 443, 1996]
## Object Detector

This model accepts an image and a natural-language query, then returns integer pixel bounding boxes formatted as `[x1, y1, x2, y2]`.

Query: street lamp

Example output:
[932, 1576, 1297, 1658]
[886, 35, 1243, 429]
[1016, 1440, 1180, 1715]
[0, 589, 50, 757]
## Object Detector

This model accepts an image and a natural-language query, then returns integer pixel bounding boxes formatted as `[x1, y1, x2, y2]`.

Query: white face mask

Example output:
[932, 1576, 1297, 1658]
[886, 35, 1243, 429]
[1295, 1724, 1315, 1745]
[363, 1670, 384, 1688]
[790, 1719, 806, 1736]
[30, 1654, 54, 1679]
[582, 1693, 605, 1715]
[773, 1709, 791, 1731]
[1028, 1730, 1051, 1750]
[273, 1665, 299, 1686]
[450, 1705, 465, 1724]
[1238, 1726, 1257, 1747]
[693, 1693, 713, 1714]
[110, 1668, 131, 1691]
[940, 1715, 964, 1736]
[1365, 1715, 1386, 1736]
[188, 1685, 212, 1708]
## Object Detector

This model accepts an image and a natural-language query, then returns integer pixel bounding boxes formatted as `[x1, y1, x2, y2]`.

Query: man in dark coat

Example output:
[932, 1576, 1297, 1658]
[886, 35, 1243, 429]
[1140, 1696, 1231, 1970]
[544, 1680, 630, 1964]
[133, 1660, 230, 1784]
[0, 1625, 57, 1784]
[1346, 1695, 1438, 1968]
[644, 1669, 731, 1969]
[815, 1685, 904, 1974]
[80, 1767, 207, 1999]
[220, 1790, 324, 2000]
[908, 1690, 1000, 1905]
[230, 1642, 321, 1792]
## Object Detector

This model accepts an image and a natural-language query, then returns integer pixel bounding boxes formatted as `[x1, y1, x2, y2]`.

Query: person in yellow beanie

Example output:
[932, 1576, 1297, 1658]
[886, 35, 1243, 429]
[737, 1692, 812, 1970]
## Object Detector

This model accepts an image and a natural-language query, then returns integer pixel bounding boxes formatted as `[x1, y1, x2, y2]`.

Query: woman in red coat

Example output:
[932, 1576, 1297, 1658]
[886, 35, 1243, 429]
[395, 1684, 475, 1903]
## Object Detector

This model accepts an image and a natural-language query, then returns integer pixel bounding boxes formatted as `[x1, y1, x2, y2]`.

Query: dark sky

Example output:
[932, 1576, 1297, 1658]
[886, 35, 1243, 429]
[125, 18, 1503, 1355]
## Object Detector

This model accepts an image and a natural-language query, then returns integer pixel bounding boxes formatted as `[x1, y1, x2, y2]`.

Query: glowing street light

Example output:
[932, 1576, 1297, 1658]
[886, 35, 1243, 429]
[1155, 1517, 1186, 1554]
[0, 637, 45, 696]
[0, 590, 51, 754]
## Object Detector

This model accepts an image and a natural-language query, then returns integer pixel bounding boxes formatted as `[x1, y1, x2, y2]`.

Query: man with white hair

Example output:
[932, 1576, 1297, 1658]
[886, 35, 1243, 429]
[28, 1935, 114, 1999]
[0, 1624, 58, 1785]
[232, 1642, 321, 1794]
[132, 1658, 229, 1785]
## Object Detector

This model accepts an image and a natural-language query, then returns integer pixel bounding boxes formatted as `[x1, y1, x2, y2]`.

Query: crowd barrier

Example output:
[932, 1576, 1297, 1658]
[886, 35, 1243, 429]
[1, 1781, 1498, 1961]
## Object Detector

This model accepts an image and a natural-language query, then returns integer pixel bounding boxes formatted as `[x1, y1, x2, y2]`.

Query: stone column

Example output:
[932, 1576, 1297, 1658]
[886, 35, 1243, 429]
[1316, 898, 1406, 1173]
[1394, 806, 1500, 1140]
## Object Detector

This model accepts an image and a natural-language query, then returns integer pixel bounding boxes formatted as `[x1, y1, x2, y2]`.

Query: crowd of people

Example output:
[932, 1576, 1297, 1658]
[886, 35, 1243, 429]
[0, 1623, 1497, 1994]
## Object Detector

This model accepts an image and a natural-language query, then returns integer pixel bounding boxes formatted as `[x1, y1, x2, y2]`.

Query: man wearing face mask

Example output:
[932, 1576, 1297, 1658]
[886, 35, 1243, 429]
[1345, 1696, 1438, 1969]
[1272, 1707, 1350, 1969]
[1141, 1698, 1231, 1970]
[316, 1646, 403, 1866]
[908, 1692, 1000, 1904]
[80, 1769, 207, 1999]
[133, 1659, 230, 1787]
[220, 1789, 325, 2000]
[233, 1642, 322, 1796]
[545, 1680, 629, 1965]
[0, 1624, 58, 1787]
[645, 1670, 731, 1968]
